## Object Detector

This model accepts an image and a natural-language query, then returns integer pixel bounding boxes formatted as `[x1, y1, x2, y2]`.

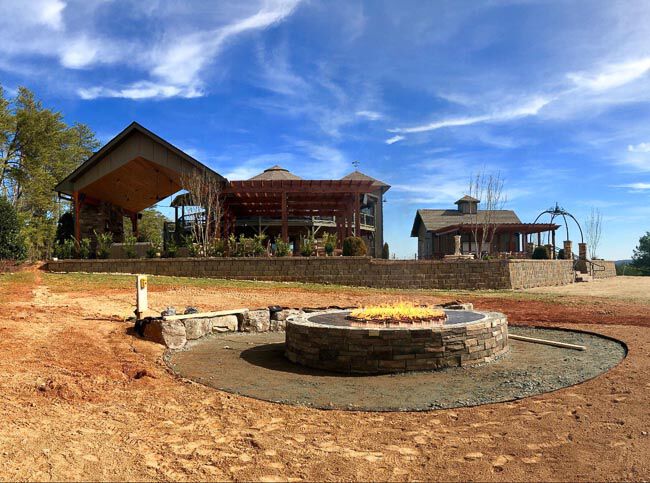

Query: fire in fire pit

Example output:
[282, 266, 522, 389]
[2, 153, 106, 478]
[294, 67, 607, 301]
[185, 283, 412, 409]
[347, 302, 447, 327]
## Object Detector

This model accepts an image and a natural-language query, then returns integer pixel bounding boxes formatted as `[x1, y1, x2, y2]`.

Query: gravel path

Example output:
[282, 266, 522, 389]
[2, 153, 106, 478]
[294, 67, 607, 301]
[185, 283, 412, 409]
[168, 327, 626, 411]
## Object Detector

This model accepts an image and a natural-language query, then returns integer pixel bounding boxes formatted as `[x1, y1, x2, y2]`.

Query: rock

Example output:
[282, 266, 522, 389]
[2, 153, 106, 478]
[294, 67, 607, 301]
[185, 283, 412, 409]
[161, 306, 176, 317]
[492, 455, 508, 468]
[184, 306, 199, 314]
[270, 319, 286, 332]
[184, 318, 212, 340]
[143, 319, 186, 349]
[242, 309, 270, 332]
[212, 314, 239, 332]
[464, 452, 484, 460]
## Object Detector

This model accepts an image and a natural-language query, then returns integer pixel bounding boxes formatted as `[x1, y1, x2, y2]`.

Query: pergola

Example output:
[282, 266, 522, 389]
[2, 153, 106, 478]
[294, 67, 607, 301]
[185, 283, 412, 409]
[222, 179, 376, 244]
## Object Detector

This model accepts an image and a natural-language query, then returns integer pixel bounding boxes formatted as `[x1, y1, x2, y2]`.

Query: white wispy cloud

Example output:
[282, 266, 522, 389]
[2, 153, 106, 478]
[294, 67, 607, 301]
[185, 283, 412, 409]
[614, 182, 650, 190]
[628, 142, 650, 153]
[567, 57, 650, 92]
[356, 110, 383, 121]
[0, 0, 302, 99]
[78, 82, 203, 100]
[385, 135, 404, 145]
[388, 96, 551, 135]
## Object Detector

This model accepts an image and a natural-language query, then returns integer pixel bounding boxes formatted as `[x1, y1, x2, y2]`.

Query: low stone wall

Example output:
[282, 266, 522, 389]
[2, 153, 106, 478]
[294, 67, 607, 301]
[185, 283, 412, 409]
[573, 259, 617, 279]
[507, 259, 575, 289]
[140, 307, 295, 349]
[46, 257, 595, 290]
[285, 311, 509, 374]
[593, 261, 617, 279]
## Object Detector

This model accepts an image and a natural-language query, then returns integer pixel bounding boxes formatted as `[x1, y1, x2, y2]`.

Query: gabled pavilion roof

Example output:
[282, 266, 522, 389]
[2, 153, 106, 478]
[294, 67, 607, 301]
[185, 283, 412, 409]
[54, 121, 224, 213]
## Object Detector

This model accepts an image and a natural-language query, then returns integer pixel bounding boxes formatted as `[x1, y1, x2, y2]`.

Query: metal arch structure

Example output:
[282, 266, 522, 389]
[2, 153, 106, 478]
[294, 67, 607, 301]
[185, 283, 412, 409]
[533, 203, 584, 244]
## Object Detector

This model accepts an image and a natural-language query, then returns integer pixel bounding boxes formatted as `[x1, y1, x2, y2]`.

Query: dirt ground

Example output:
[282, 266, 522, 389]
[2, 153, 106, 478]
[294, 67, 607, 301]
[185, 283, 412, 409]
[0, 268, 648, 481]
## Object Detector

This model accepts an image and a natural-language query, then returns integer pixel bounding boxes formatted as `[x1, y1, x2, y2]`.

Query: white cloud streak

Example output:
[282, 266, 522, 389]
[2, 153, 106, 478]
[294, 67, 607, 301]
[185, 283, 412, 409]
[389, 97, 551, 135]
[628, 142, 650, 153]
[614, 182, 650, 190]
[385, 135, 404, 145]
[567, 57, 650, 92]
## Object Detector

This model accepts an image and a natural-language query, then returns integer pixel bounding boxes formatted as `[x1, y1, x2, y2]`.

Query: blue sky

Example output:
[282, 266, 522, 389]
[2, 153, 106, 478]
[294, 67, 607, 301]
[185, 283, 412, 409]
[1, 0, 649, 260]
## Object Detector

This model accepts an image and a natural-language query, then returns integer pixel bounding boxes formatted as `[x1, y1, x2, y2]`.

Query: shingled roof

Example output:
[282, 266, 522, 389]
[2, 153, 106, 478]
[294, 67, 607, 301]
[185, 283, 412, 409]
[341, 170, 390, 191]
[249, 165, 303, 181]
[410, 209, 521, 237]
[455, 195, 480, 204]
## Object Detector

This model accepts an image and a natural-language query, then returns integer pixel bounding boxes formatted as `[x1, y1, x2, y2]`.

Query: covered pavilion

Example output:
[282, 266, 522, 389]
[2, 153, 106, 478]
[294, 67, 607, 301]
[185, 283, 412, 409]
[56, 122, 388, 254]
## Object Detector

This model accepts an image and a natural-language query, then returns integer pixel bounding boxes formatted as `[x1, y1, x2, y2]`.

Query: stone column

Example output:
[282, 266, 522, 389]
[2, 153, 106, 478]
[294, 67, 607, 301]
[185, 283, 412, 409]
[453, 235, 462, 256]
[563, 240, 573, 260]
[579, 242, 587, 260]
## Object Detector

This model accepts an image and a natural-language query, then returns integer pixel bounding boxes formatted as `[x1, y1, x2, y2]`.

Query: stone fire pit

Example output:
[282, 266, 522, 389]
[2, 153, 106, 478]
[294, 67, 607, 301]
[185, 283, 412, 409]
[285, 309, 509, 374]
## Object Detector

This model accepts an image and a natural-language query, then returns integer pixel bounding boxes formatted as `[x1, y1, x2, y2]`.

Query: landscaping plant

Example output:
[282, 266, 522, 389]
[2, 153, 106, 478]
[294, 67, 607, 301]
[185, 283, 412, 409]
[274, 239, 290, 257]
[54, 238, 75, 259]
[300, 237, 315, 257]
[342, 236, 367, 256]
[77, 238, 91, 259]
[123, 234, 138, 259]
[322, 232, 336, 256]
[382, 242, 390, 259]
[532, 246, 550, 260]
[94, 230, 113, 259]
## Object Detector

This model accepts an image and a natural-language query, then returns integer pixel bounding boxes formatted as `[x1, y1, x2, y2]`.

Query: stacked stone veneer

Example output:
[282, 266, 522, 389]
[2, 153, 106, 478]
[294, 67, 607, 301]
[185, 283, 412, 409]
[574, 260, 617, 279]
[285, 311, 509, 374]
[78, 201, 125, 244]
[47, 257, 615, 290]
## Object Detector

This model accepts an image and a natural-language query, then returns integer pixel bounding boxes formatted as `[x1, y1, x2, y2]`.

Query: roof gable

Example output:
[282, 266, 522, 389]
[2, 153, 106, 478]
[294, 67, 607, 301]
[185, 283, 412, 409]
[55, 121, 223, 194]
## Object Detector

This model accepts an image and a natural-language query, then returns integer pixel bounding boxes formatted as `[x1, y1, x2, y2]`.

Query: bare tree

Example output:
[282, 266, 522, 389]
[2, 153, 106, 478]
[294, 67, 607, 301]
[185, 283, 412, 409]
[180, 170, 224, 257]
[467, 171, 507, 259]
[585, 207, 603, 259]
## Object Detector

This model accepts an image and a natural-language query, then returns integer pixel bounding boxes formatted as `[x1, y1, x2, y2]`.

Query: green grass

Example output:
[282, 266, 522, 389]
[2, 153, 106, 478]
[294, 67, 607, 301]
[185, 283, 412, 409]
[0, 270, 35, 287]
[40, 271, 572, 302]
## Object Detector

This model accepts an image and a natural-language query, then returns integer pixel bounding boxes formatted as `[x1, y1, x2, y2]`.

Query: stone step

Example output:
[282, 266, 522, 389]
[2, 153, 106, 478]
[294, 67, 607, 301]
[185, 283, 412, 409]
[575, 271, 593, 283]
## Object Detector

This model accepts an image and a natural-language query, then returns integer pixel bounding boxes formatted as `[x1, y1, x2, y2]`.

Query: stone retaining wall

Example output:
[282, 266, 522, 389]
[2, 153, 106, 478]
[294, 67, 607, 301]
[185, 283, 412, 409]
[45, 257, 608, 290]
[507, 259, 575, 289]
[285, 311, 509, 374]
[593, 261, 617, 279]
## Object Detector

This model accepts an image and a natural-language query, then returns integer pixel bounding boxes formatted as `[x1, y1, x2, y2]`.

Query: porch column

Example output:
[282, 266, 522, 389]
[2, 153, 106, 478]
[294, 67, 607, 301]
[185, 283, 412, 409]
[281, 192, 288, 242]
[537, 232, 541, 247]
[73, 191, 81, 241]
[551, 230, 556, 259]
[354, 193, 361, 236]
[131, 213, 139, 239]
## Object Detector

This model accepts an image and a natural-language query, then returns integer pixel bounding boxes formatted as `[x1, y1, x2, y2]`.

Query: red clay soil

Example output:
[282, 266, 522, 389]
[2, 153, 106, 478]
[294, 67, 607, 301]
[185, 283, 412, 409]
[0, 272, 648, 481]
[472, 297, 650, 328]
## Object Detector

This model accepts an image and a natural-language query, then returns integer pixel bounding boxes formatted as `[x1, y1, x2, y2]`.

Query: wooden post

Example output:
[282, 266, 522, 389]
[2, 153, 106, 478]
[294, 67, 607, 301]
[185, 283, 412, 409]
[537, 232, 541, 247]
[281, 192, 288, 242]
[354, 194, 361, 236]
[73, 191, 81, 241]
